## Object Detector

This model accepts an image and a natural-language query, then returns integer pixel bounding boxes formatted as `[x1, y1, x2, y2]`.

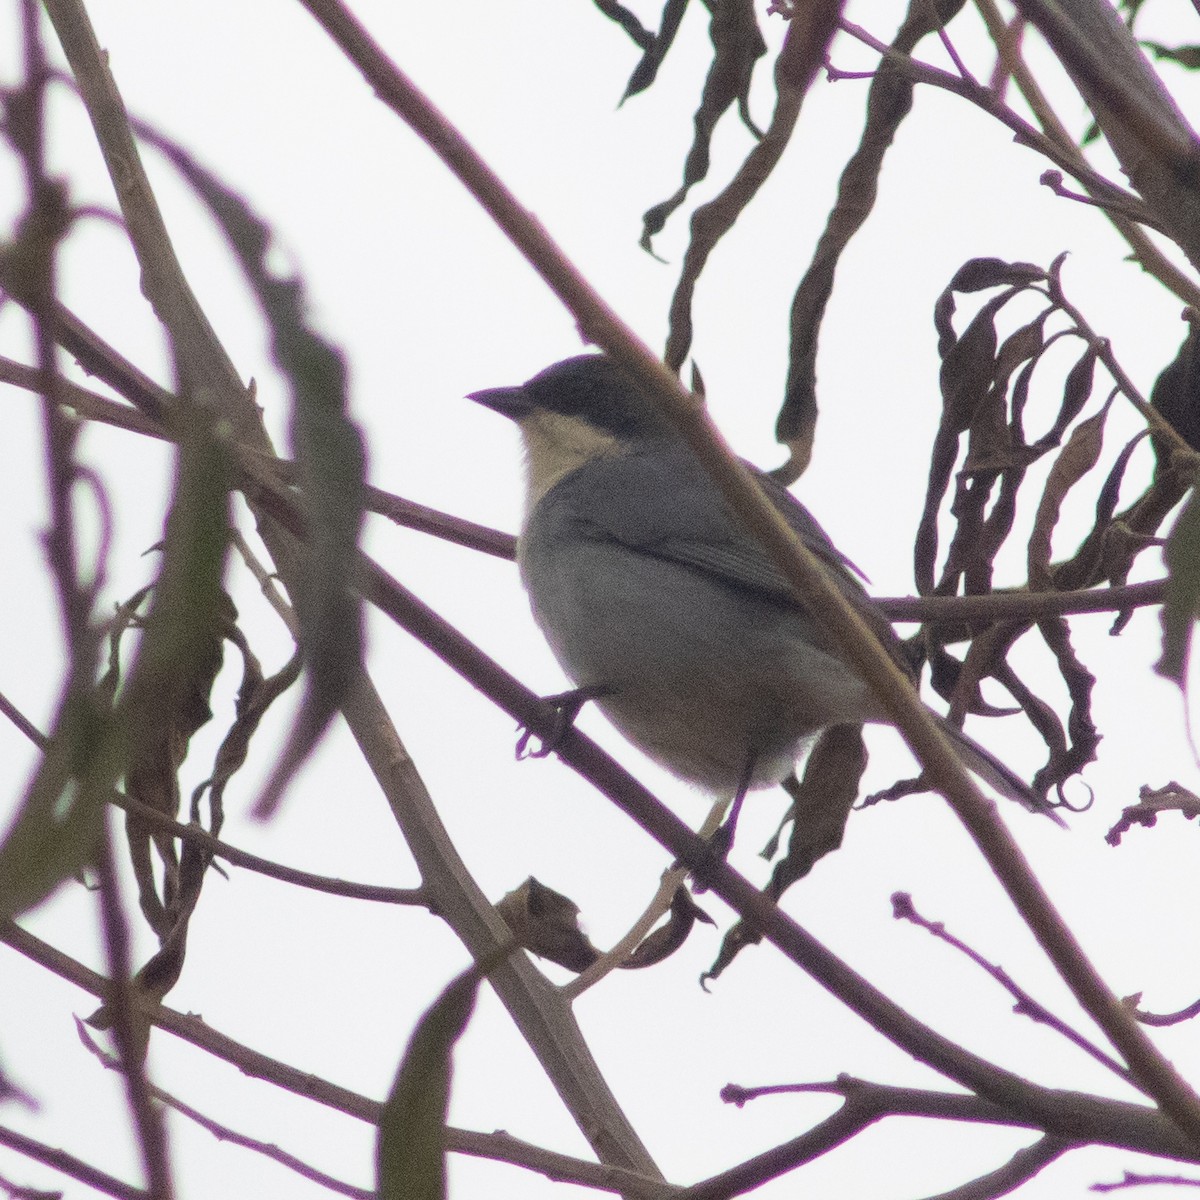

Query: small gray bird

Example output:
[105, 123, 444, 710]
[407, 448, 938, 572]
[469, 353, 1058, 822]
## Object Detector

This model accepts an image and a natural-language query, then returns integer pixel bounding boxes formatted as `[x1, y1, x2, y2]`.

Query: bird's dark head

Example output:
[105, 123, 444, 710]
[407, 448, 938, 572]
[468, 354, 673, 441]
[468, 355, 678, 509]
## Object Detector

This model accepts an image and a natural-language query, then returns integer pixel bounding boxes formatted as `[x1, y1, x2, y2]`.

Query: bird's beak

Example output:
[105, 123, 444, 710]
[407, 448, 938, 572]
[466, 385, 532, 421]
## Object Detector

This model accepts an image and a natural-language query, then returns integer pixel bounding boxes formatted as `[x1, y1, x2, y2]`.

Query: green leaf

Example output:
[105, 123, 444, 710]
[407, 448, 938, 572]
[0, 712, 104, 919]
[132, 123, 367, 817]
[1144, 41, 1200, 70]
[376, 958, 496, 1200]
[1158, 488, 1200, 686]
[1150, 316, 1200, 455]
[120, 403, 233, 776]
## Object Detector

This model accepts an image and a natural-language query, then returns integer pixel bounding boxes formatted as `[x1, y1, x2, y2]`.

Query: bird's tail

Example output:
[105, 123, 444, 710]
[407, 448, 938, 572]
[934, 715, 1066, 827]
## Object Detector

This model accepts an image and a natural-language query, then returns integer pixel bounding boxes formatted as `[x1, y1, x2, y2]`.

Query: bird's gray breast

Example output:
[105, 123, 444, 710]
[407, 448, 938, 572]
[516, 448, 878, 793]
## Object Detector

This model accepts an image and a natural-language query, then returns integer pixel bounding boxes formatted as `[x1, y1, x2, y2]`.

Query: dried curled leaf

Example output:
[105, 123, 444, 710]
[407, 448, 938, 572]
[591, 0, 655, 50]
[938, 257, 1047, 303]
[639, 0, 767, 250]
[1158, 487, 1200, 687]
[622, 885, 715, 969]
[910, 257, 1157, 799]
[110, 639, 301, 1020]
[622, 0, 689, 100]
[122, 585, 237, 941]
[663, 5, 837, 371]
[1143, 42, 1200, 71]
[1052, 429, 1146, 591]
[496, 877, 600, 972]
[0, 696, 106, 921]
[702, 726, 866, 983]
[780, 0, 971, 479]
[1034, 617, 1100, 794]
[1027, 397, 1113, 589]
[770, 727, 866, 890]
[1107, 781, 1200, 845]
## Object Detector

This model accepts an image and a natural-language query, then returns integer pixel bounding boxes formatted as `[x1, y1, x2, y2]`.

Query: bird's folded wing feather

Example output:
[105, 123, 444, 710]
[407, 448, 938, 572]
[560, 446, 896, 638]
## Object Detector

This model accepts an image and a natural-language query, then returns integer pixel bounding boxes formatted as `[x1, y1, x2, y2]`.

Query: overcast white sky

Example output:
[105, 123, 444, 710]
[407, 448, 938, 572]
[4, 1, 1200, 1197]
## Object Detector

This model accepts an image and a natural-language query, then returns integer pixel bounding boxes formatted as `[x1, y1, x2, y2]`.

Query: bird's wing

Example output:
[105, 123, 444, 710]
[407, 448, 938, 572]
[554, 444, 915, 673]
[561, 445, 870, 609]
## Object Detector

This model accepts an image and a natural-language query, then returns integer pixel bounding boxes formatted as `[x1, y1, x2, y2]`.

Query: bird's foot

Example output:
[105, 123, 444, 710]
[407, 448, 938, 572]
[516, 684, 615, 760]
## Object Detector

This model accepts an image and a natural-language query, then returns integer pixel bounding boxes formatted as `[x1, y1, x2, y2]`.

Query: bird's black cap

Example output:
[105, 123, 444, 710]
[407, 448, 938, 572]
[468, 354, 674, 440]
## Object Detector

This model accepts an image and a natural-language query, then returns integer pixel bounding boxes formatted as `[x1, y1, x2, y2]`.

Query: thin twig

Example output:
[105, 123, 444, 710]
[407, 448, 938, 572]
[1094, 1171, 1200, 1192]
[839, 13, 1158, 219]
[837, 18, 1169, 238]
[0, 688, 47, 747]
[892, 892, 1132, 1081]
[93, 824, 176, 1200]
[1046, 266, 1197, 459]
[675, 1100, 875, 1199]
[0, 920, 675, 1200]
[1, 350, 517, 561]
[561, 798, 727, 1000]
[0, 688, 428, 907]
[918, 1135, 1072, 1200]
[0, 356, 165, 438]
[973, 0, 1200, 309]
[932, 13, 975, 83]
[76, 1022, 372, 1200]
[230, 528, 299, 635]
[0, 1122, 145, 1200]
[1010, 0, 1200, 277]
[1133, 999, 1200, 1029]
[112, 792, 429, 907]
[879, 579, 1166, 623]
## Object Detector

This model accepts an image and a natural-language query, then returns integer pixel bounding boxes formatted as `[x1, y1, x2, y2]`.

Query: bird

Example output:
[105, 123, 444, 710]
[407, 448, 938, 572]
[468, 353, 1061, 827]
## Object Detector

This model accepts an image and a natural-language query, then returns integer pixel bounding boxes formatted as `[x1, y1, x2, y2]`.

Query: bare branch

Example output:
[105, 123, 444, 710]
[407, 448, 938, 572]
[0, 1122, 144, 1200]
[1012, 0, 1200, 272]
[675, 1101, 876, 1199]
[684, 1082, 1072, 1199]
[0, 355, 164, 438]
[0, 688, 428, 907]
[1094, 1171, 1200, 1192]
[0, 923, 676, 1198]
[1, 349, 516, 560]
[918, 1135, 1071, 1200]
[1133, 999, 1200, 1030]
[880, 580, 1166, 623]
[892, 892, 1131, 1080]
[110, 791, 429, 908]
[92, 826, 175, 1200]
[76, 1022, 372, 1200]
[974, 0, 1200, 309]
[837, 18, 1170, 243]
